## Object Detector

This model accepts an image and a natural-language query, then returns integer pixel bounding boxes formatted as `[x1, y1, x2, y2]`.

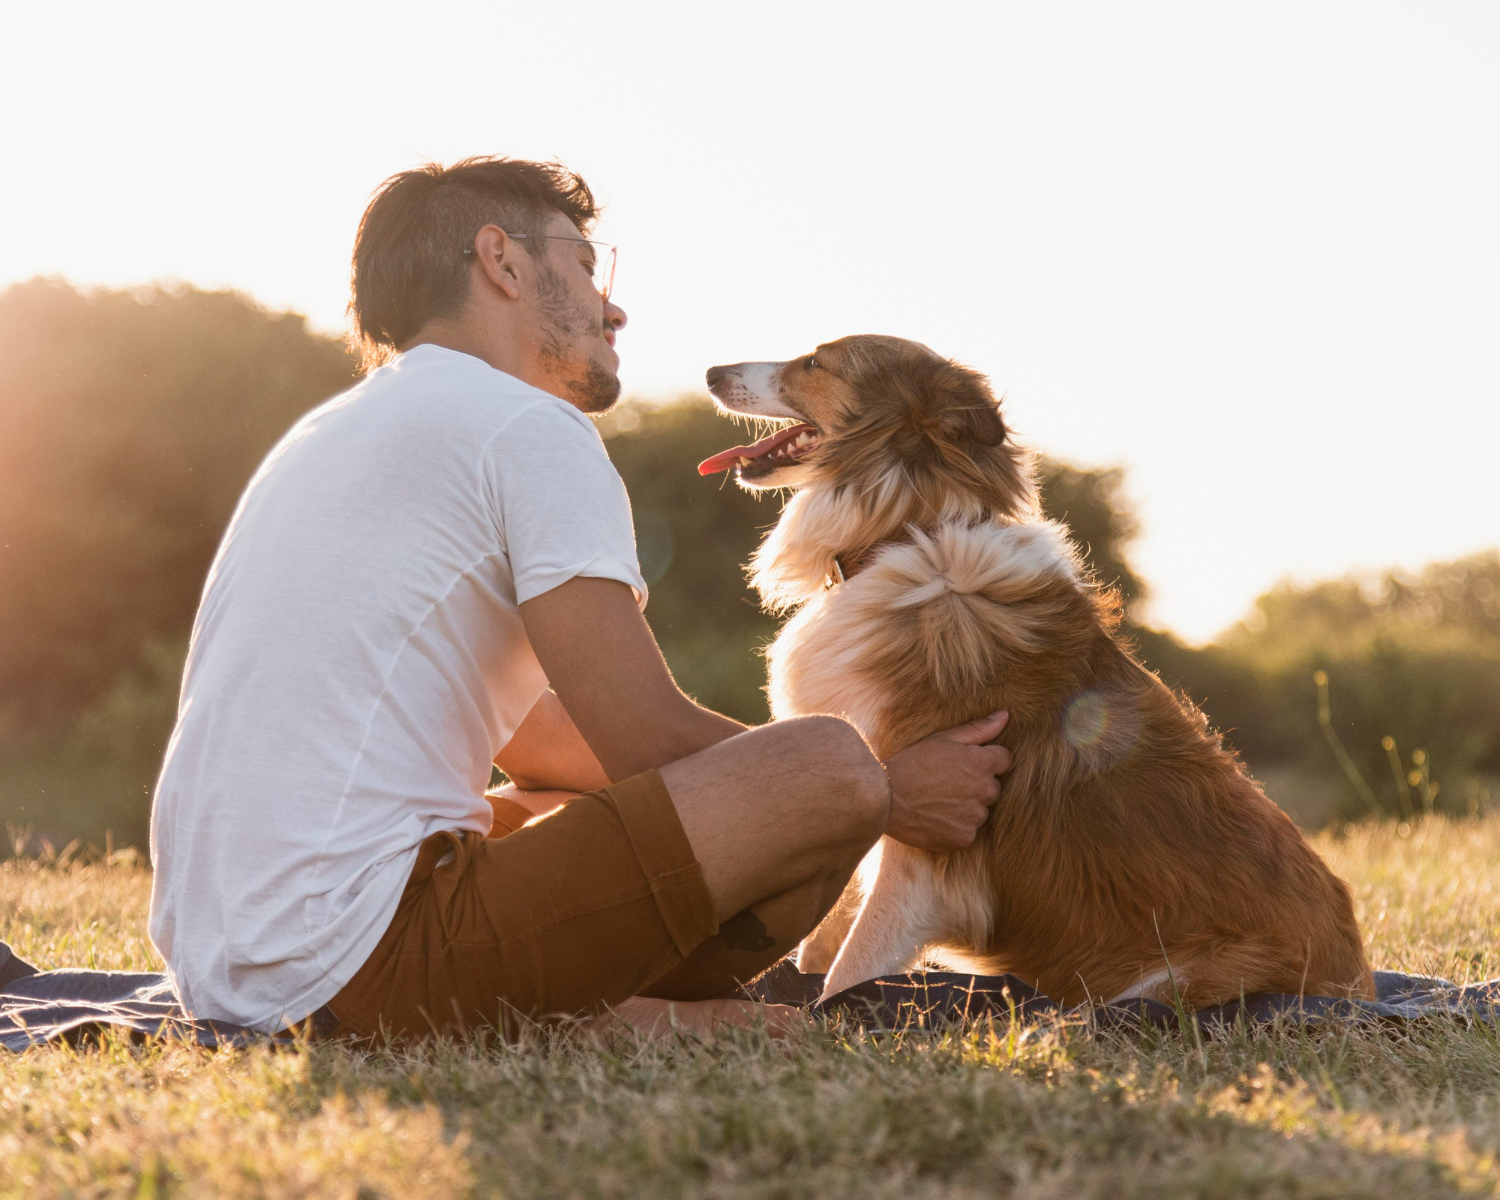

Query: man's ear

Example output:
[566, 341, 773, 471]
[938, 362, 1007, 447]
[472, 225, 523, 300]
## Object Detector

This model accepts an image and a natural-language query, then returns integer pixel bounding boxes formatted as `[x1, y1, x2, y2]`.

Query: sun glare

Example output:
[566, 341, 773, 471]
[0, 1, 1495, 641]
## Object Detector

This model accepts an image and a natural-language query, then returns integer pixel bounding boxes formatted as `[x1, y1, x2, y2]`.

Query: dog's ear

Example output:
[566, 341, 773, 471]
[935, 361, 1007, 448]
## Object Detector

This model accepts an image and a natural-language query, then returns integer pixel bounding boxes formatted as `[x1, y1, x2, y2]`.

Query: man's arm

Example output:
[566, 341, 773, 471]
[519, 576, 744, 780]
[520, 576, 1013, 854]
[494, 688, 611, 793]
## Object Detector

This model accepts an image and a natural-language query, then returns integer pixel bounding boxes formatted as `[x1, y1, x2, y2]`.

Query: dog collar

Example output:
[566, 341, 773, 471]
[825, 540, 899, 589]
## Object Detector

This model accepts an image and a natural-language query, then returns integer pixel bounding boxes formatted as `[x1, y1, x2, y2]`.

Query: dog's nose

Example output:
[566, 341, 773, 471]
[705, 365, 728, 390]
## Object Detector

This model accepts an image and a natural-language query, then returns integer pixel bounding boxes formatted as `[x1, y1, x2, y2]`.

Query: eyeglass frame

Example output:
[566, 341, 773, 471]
[461, 232, 617, 303]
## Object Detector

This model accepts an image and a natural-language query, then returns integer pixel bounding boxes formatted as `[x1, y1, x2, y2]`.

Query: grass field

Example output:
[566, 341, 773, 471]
[5, 820, 1500, 1198]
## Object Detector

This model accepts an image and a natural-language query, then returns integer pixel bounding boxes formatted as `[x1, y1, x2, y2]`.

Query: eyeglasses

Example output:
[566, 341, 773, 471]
[462, 233, 618, 303]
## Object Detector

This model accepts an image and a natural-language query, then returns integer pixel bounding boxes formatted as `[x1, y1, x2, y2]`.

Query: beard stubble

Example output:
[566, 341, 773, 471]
[534, 265, 622, 414]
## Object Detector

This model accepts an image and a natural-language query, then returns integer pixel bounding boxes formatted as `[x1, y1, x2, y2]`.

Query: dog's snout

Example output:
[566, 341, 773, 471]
[705, 365, 729, 391]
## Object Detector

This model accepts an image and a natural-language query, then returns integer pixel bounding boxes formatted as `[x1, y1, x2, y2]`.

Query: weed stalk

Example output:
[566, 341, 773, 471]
[1313, 670, 1382, 817]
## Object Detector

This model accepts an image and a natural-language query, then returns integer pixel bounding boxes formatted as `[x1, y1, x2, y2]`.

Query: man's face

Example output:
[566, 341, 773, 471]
[527, 211, 626, 413]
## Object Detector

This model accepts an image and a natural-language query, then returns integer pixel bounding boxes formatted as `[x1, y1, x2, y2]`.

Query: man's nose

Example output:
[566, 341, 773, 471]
[604, 300, 627, 337]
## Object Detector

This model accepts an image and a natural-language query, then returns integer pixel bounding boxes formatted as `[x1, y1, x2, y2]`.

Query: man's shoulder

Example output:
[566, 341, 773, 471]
[372, 344, 547, 409]
[365, 344, 594, 438]
[287, 345, 577, 449]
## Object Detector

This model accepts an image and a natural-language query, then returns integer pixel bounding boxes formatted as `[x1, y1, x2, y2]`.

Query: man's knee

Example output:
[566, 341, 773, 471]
[771, 715, 890, 841]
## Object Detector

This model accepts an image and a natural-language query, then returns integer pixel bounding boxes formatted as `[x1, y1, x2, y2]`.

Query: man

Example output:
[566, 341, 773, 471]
[148, 157, 1013, 1040]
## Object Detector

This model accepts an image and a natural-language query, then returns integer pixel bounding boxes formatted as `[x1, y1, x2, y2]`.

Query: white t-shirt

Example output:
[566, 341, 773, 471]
[147, 344, 647, 1031]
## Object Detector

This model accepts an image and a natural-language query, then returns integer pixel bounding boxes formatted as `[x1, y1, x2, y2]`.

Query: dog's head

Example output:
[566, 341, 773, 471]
[701, 335, 1032, 523]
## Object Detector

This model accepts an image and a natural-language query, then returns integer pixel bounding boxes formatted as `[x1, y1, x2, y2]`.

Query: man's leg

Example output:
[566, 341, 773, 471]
[635, 715, 888, 1001]
[636, 872, 848, 1000]
[500, 712, 888, 990]
[328, 715, 888, 1041]
[492, 716, 881, 1004]
[486, 787, 573, 836]
[666, 716, 889, 917]
[495, 797, 849, 1002]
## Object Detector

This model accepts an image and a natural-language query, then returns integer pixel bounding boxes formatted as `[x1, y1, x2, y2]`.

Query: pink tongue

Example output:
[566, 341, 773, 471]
[697, 424, 815, 476]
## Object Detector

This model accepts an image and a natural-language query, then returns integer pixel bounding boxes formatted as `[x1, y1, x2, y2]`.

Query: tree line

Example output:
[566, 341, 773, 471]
[2, 280, 1495, 849]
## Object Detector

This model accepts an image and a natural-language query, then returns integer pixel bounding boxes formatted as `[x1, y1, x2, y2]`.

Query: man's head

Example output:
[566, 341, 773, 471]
[349, 157, 626, 412]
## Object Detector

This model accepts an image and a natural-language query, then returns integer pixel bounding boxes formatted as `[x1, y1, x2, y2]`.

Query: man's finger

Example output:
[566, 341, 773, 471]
[941, 709, 1010, 745]
[983, 745, 1014, 776]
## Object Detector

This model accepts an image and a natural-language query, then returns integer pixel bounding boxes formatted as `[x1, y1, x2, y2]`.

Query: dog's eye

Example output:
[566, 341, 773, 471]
[805, 356, 819, 370]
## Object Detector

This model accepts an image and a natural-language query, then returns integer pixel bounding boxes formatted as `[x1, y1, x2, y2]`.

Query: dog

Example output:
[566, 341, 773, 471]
[699, 335, 1374, 1008]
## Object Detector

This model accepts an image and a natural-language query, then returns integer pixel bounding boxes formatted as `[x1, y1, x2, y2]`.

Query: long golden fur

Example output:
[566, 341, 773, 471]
[704, 335, 1373, 1008]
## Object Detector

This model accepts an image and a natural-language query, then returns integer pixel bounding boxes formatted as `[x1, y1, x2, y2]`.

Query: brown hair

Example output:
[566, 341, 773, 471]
[348, 157, 599, 370]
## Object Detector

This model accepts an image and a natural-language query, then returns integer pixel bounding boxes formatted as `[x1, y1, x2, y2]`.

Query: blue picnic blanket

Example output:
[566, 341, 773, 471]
[745, 961, 1500, 1031]
[0, 941, 315, 1050]
[5, 939, 1499, 1050]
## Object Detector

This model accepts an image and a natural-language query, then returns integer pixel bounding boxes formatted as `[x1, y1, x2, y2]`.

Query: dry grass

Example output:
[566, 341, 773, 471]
[5, 819, 1500, 1198]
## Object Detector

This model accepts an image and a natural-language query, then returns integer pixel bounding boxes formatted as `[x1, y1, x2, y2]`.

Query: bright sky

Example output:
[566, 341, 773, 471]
[4, 2, 1496, 642]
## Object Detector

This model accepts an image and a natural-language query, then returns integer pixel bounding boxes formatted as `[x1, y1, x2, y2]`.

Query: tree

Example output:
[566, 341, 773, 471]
[2, 281, 1493, 844]
[1211, 555, 1500, 814]
[0, 279, 356, 733]
[1036, 460, 1146, 615]
[599, 402, 784, 723]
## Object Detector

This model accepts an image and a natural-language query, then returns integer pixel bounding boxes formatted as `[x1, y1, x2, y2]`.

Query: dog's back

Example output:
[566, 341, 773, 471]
[773, 518, 1373, 1006]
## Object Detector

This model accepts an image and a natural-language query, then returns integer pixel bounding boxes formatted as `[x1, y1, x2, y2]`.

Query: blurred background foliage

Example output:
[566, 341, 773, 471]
[1, 280, 1495, 851]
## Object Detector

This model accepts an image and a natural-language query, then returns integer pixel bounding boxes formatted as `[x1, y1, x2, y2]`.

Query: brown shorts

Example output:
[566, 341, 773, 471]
[323, 770, 722, 1042]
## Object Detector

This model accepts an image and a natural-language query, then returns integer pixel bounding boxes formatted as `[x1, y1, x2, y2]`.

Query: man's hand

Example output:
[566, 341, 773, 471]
[881, 711, 1013, 852]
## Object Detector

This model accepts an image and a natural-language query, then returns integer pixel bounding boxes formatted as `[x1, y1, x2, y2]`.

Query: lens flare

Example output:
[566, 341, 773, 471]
[1062, 689, 1140, 768]
[1063, 690, 1111, 751]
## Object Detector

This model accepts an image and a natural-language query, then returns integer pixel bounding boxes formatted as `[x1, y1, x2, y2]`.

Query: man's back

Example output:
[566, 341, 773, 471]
[148, 344, 644, 1029]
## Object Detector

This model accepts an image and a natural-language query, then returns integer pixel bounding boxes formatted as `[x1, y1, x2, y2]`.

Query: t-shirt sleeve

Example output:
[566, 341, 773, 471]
[485, 401, 649, 607]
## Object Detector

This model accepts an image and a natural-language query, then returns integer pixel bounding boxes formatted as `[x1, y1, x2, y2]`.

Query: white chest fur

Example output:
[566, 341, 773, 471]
[765, 586, 893, 739]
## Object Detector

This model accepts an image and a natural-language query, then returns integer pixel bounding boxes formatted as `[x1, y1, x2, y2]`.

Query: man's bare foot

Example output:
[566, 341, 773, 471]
[581, 995, 811, 1043]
